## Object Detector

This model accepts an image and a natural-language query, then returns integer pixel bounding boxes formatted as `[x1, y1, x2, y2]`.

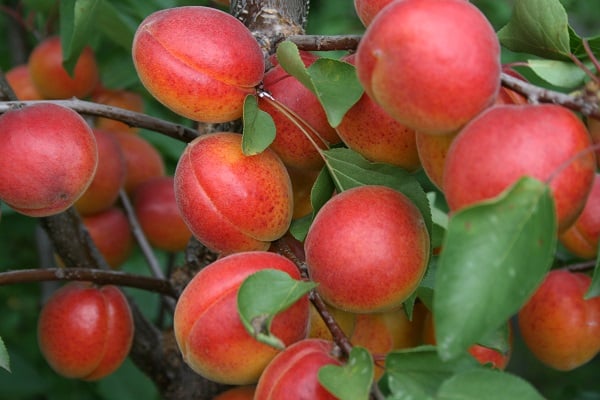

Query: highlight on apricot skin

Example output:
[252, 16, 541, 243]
[132, 6, 265, 123]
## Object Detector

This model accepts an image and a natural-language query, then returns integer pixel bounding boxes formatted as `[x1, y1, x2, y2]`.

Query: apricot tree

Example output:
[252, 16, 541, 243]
[0, 0, 600, 399]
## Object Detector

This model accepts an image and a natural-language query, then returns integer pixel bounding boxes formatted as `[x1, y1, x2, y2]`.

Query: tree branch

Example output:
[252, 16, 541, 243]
[0, 99, 199, 143]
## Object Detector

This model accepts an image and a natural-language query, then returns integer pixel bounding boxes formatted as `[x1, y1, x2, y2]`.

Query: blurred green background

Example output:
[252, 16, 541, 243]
[0, 0, 599, 399]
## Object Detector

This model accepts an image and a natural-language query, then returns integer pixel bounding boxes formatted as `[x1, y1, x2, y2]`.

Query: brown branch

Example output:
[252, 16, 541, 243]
[0, 99, 199, 143]
[288, 34, 362, 52]
[501, 72, 600, 118]
[0, 267, 177, 297]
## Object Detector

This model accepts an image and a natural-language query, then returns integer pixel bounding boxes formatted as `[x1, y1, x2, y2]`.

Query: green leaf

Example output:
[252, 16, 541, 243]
[527, 59, 589, 89]
[237, 269, 316, 349]
[475, 321, 511, 356]
[96, 0, 136, 51]
[322, 147, 432, 236]
[0, 337, 10, 373]
[434, 177, 557, 361]
[242, 95, 277, 155]
[290, 166, 335, 242]
[437, 369, 545, 400]
[497, 0, 571, 60]
[59, 0, 101, 75]
[276, 41, 363, 127]
[384, 346, 479, 399]
[307, 58, 364, 127]
[318, 347, 373, 400]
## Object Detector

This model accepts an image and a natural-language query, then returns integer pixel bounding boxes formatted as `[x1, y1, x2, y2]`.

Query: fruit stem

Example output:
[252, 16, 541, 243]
[568, 52, 600, 85]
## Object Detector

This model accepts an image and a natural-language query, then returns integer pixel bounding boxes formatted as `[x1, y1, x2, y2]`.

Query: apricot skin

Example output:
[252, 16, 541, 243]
[305, 185, 430, 313]
[174, 132, 293, 255]
[560, 174, 600, 259]
[82, 207, 133, 269]
[173, 251, 310, 385]
[443, 104, 596, 232]
[0, 103, 98, 217]
[75, 129, 127, 216]
[354, 0, 394, 27]
[133, 176, 192, 252]
[518, 270, 600, 371]
[28, 36, 99, 99]
[132, 6, 264, 123]
[356, 0, 500, 135]
[5, 64, 43, 100]
[254, 338, 341, 400]
[37, 282, 134, 381]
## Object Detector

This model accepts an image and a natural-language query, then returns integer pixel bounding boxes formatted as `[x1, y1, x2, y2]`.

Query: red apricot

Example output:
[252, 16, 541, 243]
[111, 131, 166, 194]
[287, 166, 320, 220]
[254, 338, 341, 399]
[92, 87, 144, 133]
[28, 36, 99, 99]
[259, 51, 341, 170]
[355, 0, 500, 135]
[305, 185, 430, 313]
[354, 0, 394, 27]
[337, 54, 420, 171]
[213, 386, 256, 400]
[415, 130, 459, 190]
[443, 104, 596, 232]
[82, 207, 134, 269]
[518, 269, 600, 371]
[133, 176, 192, 252]
[37, 282, 134, 380]
[5, 64, 43, 100]
[559, 174, 600, 259]
[0, 103, 98, 217]
[173, 251, 310, 384]
[174, 132, 293, 255]
[75, 129, 127, 215]
[132, 6, 264, 123]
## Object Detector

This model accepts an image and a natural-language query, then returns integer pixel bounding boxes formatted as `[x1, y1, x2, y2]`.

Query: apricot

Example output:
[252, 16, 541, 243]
[0, 103, 98, 217]
[353, 0, 394, 27]
[422, 309, 512, 370]
[132, 6, 264, 123]
[92, 87, 144, 133]
[350, 303, 427, 379]
[174, 132, 293, 255]
[287, 166, 320, 220]
[355, 0, 500, 135]
[443, 104, 596, 232]
[37, 282, 134, 380]
[415, 130, 459, 190]
[338, 54, 419, 171]
[518, 269, 600, 371]
[213, 386, 256, 400]
[305, 185, 430, 313]
[173, 251, 310, 385]
[559, 174, 600, 259]
[259, 51, 341, 170]
[133, 176, 192, 252]
[588, 117, 600, 169]
[28, 36, 99, 99]
[254, 338, 341, 399]
[5, 64, 43, 100]
[308, 302, 356, 341]
[75, 129, 127, 216]
[82, 207, 134, 269]
[110, 131, 166, 194]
